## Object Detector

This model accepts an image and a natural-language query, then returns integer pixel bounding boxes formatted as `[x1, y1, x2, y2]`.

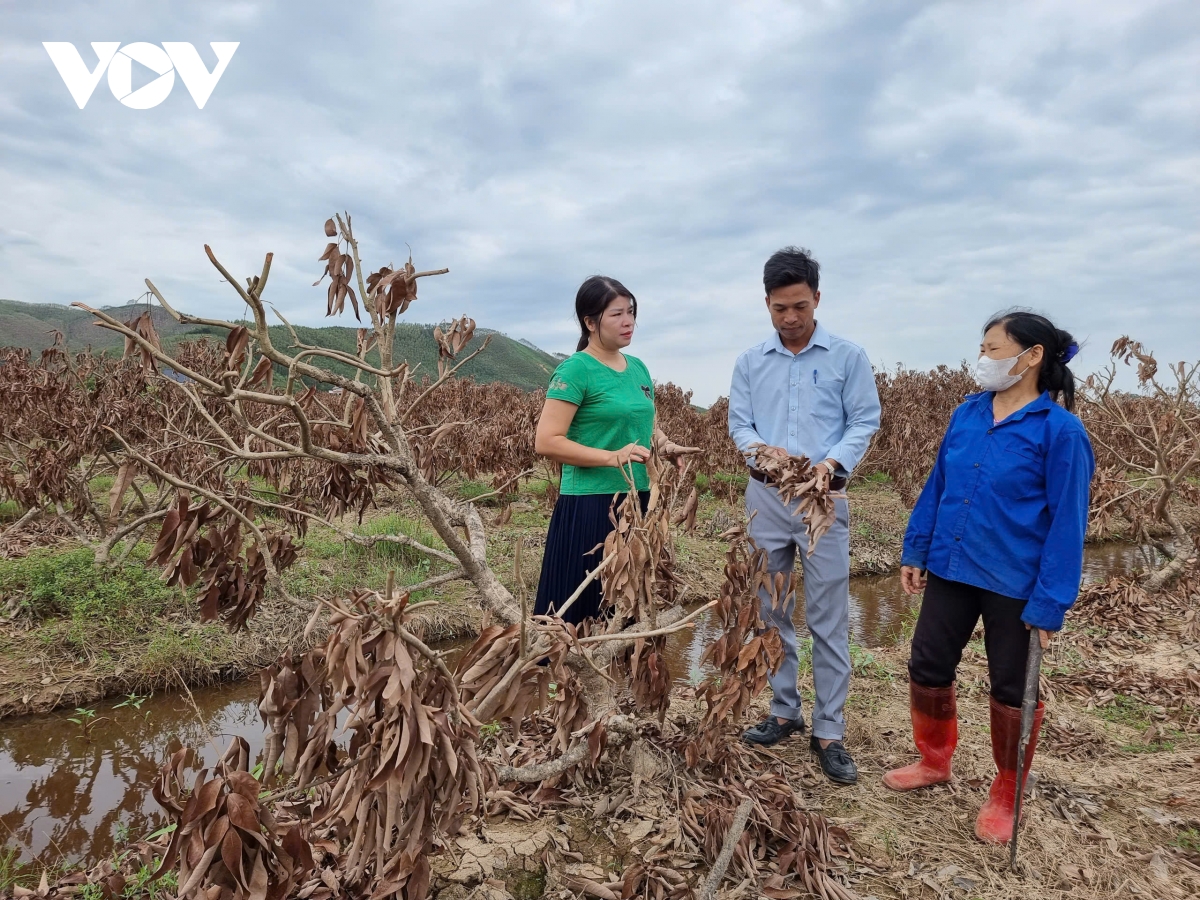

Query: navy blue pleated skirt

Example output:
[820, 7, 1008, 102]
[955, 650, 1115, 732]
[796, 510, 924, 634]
[534, 491, 650, 625]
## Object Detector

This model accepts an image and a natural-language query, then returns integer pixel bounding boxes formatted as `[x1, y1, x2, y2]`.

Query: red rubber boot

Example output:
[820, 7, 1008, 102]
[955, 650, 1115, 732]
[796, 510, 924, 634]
[975, 695, 1044, 844]
[883, 682, 957, 791]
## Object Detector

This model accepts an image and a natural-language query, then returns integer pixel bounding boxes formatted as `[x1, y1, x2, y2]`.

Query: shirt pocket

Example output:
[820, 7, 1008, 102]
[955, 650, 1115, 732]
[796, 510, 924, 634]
[810, 373, 845, 421]
[991, 442, 1045, 499]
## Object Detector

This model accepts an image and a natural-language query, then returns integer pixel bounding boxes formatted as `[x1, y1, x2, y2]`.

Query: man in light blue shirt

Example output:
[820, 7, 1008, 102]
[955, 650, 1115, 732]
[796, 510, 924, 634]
[728, 246, 880, 784]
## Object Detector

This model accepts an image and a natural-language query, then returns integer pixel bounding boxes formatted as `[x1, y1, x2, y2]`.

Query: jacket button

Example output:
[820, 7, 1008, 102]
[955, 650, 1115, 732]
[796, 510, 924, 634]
[963, 499, 970, 504]
[955, 536, 961, 542]
[987, 429, 993, 434]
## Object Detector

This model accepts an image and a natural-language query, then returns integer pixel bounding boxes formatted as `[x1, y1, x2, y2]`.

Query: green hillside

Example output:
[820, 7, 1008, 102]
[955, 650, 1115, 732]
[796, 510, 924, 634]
[0, 298, 561, 391]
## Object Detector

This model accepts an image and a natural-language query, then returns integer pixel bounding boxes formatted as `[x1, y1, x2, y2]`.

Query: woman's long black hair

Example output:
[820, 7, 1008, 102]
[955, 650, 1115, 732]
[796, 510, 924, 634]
[575, 276, 636, 352]
[984, 309, 1080, 411]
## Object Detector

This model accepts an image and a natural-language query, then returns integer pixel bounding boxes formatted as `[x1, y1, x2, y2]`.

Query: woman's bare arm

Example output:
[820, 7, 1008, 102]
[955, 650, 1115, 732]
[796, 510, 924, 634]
[535, 398, 649, 469]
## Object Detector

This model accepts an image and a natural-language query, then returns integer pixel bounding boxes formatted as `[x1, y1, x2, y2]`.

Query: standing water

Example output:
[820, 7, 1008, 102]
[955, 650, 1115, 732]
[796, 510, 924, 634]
[0, 544, 1147, 867]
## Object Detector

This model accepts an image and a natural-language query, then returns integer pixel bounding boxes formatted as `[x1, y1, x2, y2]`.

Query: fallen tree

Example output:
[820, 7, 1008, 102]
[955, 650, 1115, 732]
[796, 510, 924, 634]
[32, 218, 859, 900]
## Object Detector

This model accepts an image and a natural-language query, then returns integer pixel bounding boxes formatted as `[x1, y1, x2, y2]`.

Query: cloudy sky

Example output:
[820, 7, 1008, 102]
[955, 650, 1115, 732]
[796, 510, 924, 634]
[2, 1, 1197, 403]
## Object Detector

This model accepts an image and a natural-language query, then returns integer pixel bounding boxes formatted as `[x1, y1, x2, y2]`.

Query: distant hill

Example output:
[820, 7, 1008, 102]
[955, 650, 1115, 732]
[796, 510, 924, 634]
[0, 298, 560, 391]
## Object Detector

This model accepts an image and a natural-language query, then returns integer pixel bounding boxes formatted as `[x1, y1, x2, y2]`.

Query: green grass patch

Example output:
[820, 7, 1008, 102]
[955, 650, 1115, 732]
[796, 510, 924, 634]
[1174, 828, 1200, 854]
[353, 514, 444, 567]
[897, 604, 921, 643]
[796, 636, 814, 677]
[89, 474, 115, 492]
[523, 478, 552, 497]
[141, 627, 226, 675]
[248, 476, 282, 507]
[850, 644, 892, 681]
[0, 499, 23, 521]
[1094, 694, 1158, 731]
[454, 479, 514, 507]
[0, 547, 184, 627]
[0, 846, 31, 893]
[712, 471, 749, 489]
[286, 518, 453, 601]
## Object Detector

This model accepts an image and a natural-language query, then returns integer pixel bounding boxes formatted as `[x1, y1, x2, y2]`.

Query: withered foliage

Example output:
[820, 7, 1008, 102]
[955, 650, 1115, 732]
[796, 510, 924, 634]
[1053, 663, 1200, 725]
[1080, 338, 1200, 590]
[672, 770, 857, 900]
[0, 336, 184, 566]
[1069, 575, 1182, 648]
[745, 445, 839, 556]
[252, 589, 486, 900]
[685, 526, 784, 767]
[597, 447, 698, 719]
[856, 364, 977, 506]
[455, 619, 595, 761]
[316, 216, 360, 319]
[153, 739, 314, 900]
[149, 493, 299, 629]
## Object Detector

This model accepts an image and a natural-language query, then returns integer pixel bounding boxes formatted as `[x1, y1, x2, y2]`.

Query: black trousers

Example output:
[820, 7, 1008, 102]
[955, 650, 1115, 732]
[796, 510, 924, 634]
[534, 491, 650, 625]
[908, 572, 1033, 708]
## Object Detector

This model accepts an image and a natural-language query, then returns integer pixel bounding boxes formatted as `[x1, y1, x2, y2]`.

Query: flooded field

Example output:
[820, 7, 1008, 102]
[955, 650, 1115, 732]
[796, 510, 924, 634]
[0, 544, 1148, 867]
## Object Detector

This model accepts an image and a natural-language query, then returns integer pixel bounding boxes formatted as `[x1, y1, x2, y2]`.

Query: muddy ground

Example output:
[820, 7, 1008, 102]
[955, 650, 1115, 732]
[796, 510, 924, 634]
[428, 625, 1200, 900]
[1, 475, 1198, 899]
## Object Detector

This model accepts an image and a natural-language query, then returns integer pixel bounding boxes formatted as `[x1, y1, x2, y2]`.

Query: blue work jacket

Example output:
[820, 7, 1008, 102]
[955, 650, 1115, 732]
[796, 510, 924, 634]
[901, 391, 1095, 630]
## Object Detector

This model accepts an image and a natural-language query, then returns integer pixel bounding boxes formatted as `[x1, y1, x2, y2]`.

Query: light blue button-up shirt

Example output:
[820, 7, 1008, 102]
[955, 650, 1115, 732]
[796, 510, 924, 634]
[728, 323, 881, 475]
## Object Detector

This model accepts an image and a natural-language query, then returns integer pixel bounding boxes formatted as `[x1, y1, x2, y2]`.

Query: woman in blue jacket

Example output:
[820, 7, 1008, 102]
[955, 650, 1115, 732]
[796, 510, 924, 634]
[885, 310, 1094, 844]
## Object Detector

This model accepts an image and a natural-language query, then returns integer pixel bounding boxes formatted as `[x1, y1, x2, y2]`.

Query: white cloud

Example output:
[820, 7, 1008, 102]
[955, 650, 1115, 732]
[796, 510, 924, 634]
[0, 0, 1196, 404]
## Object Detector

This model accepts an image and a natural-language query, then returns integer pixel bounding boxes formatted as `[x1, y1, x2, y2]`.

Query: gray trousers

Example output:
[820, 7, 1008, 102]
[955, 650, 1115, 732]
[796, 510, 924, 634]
[746, 478, 851, 741]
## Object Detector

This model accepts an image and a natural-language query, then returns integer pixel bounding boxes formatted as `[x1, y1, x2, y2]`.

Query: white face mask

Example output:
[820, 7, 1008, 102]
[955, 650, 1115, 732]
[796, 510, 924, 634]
[975, 347, 1031, 392]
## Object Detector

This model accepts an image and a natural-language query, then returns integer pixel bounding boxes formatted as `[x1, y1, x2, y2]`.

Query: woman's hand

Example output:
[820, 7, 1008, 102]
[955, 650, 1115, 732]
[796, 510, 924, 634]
[900, 565, 927, 595]
[610, 443, 652, 468]
[1026, 624, 1054, 650]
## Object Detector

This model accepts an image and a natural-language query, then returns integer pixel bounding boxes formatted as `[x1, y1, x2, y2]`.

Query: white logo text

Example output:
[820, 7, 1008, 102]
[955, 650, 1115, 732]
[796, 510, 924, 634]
[43, 42, 239, 109]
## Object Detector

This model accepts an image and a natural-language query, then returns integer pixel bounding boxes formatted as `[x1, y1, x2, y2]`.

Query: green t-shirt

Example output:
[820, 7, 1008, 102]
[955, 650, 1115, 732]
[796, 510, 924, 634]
[546, 352, 656, 495]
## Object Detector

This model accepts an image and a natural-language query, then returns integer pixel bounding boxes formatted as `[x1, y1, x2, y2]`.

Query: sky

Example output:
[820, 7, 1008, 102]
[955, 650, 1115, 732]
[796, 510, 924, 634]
[1, 0, 1197, 404]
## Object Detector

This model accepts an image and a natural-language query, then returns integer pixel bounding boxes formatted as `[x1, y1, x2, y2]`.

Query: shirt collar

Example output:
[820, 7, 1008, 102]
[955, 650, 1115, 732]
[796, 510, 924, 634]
[968, 390, 1054, 422]
[765, 322, 831, 356]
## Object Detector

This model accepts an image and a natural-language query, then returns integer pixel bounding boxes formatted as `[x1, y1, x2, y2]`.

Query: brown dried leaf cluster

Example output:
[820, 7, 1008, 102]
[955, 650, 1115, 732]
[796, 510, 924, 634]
[149, 493, 299, 630]
[746, 445, 838, 556]
[153, 738, 314, 900]
[121, 310, 163, 373]
[432, 317, 477, 378]
[315, 216, 359, 319]
[367, 259, 418, 319]
[598, 445, 699, 718]
[251, 589, 486, 900]
[685, 526, 783, 767]
[669, 769, 857, 899]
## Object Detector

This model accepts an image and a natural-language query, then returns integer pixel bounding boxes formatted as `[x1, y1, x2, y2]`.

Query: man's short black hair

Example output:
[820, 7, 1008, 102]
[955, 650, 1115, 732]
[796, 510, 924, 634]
[764, 246, 820, 295]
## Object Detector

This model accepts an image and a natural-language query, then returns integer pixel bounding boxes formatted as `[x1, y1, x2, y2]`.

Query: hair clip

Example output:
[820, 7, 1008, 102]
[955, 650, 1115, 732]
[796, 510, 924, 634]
[1059, 342, 1079, 363]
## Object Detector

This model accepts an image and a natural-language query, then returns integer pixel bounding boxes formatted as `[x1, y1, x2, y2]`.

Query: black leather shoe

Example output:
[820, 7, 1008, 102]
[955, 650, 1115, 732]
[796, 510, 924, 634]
[741, 715, 805, 746]
[810, 736, 858, 784]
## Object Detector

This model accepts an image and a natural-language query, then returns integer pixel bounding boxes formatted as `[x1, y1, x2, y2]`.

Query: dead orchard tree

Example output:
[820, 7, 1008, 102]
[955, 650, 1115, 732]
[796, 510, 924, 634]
[1081, 337, 1199, 590]
[70, 217, 857, 900]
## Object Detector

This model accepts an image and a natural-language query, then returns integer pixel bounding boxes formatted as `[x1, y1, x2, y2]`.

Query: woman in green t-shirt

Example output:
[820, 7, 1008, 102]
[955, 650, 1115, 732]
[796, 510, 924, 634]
[533, 275, 695, 624]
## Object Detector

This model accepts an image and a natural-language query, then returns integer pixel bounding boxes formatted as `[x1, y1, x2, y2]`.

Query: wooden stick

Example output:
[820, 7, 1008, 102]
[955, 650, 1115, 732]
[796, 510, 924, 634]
[577, 599, 717, 644]
[698, 798, 753, 900]
[553, 554, 613, 620]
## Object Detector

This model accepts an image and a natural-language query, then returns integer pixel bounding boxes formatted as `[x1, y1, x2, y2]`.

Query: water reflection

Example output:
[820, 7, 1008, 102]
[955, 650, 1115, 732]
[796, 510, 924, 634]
[0, 544, 1149, 868]
[0, 681, 264, 866]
